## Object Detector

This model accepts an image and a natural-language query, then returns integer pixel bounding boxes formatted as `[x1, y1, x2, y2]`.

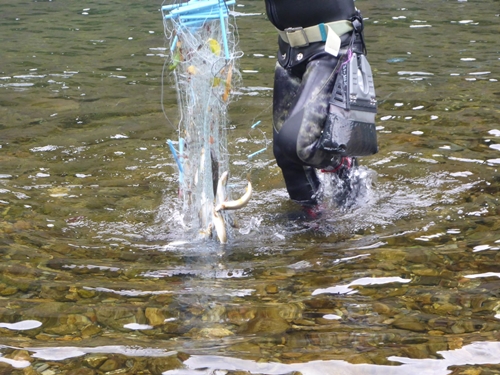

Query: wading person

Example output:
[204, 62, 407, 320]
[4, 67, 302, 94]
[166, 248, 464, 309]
[264, 0, 378, 218]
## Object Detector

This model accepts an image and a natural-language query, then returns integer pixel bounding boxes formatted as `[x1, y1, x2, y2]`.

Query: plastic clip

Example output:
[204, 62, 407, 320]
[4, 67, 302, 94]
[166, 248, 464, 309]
[350, 11, 364, 32]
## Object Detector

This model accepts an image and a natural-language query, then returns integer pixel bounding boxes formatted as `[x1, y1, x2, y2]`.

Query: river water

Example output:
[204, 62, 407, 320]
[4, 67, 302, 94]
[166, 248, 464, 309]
[1, 0, 500, 374]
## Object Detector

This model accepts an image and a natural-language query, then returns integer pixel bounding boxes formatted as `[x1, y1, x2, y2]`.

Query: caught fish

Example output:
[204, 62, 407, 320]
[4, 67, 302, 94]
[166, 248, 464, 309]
[215, 181, 252, 211]
[212, 208, 227, 244]
[215, 170, 228, 206]
[211, 171, 252, 243]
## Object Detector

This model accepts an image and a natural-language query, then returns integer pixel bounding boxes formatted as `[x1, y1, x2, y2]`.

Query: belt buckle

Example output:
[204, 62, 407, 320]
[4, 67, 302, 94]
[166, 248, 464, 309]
[284, 26, 309, 47]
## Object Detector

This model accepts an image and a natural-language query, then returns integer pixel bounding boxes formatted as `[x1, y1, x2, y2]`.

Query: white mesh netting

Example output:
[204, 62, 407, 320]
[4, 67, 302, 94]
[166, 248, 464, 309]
[161, 0, 242, 237]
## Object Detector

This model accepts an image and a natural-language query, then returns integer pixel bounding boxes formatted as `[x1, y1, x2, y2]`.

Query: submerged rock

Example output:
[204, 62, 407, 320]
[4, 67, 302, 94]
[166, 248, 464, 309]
[239, 308, 290, 334]
[393, 316, 427, 332]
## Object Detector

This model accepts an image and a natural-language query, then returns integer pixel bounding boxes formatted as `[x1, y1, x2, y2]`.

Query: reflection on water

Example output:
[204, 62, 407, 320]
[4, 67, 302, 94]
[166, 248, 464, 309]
[183, 344, 500, 374]
[2, 341, 500, 373]
[1, 0, 500, 373]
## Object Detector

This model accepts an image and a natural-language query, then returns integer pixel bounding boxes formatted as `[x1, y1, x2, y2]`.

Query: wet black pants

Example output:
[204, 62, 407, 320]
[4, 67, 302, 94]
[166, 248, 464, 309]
[273, 54, 341, 206]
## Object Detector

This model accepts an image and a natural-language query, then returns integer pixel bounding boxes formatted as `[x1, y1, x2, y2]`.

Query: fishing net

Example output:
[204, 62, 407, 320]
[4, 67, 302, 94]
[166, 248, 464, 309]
[161, 0, 242, 236]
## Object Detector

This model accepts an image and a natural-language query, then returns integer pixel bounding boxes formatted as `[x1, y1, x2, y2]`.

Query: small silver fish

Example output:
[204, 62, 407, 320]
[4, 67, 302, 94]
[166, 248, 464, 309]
[215, 181, 252, 211]
[215, 170, 228, 206]
[212, 207, 227, 244]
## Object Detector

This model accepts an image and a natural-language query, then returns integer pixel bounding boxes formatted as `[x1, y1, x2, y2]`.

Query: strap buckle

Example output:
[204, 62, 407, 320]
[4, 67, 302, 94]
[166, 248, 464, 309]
[284, 26, 309, 47]
[350, 10, 364, 32]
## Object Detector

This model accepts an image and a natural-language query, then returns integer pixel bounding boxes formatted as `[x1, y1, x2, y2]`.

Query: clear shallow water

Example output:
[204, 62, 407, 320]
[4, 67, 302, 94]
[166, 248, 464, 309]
[1, 0, 500, 374]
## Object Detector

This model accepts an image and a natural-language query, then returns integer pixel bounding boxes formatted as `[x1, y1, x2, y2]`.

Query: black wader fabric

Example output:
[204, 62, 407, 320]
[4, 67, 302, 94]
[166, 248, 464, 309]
[272, 56, 341, 205]
[265, 0, 363, 205]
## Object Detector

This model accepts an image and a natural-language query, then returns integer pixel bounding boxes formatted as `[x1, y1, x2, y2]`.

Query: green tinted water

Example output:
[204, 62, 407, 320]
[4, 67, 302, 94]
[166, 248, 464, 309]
[1, 0, 500, 374]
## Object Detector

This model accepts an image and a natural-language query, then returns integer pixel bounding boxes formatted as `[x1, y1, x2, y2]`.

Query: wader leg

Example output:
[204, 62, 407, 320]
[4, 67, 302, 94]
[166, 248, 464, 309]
[274, 127, 321, 206]
[272, 55, 343, 205]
